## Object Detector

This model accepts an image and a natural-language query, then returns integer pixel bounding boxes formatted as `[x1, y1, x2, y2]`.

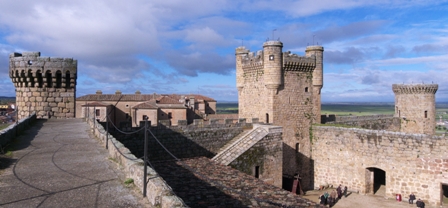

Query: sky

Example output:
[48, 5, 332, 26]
[0, 0, 447, 103]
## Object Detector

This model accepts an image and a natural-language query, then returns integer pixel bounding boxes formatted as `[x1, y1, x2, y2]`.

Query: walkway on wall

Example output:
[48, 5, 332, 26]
[212, 125, 270, 165]
[0, 119, 144, 207]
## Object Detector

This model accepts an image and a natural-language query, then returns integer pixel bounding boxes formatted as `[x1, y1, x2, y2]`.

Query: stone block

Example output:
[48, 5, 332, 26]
[58, 103, 66, 108]
[32, 92, 40, 97]
[36, 97, 43, 102]
[47, 97, 54, 102]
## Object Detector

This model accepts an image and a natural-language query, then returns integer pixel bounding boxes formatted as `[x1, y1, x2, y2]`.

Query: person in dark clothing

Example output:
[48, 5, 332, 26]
[416, 198, 425, 208]
[336, 185, 342, 199]
[343, 186, 348, 197]
[319, 194, 326, 205]
[409, 193, 416, 204]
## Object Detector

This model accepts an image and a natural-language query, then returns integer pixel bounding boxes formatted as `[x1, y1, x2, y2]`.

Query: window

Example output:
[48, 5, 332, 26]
[142, 115, 148, 120]
[125, 113, 129, 119]
[95, 109, 100, 117]
[254, 166, 260, 178]
[425, 111, 428, 118]
[295, 143, 300, 153]
[305, 87, 308, 92]
[125, 104, 129, 108]
[168, 112, 172, 119]
[269, 55, 274, 61]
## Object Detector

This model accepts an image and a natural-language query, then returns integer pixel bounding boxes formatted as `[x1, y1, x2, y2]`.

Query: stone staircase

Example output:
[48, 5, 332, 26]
[212, 125, 269, 165]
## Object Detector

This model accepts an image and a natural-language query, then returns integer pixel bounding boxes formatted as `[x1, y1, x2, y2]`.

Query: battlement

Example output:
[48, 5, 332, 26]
[392, 84, 438, 94]
[283, 52, 316, 71]
[9, 51, 78, 119]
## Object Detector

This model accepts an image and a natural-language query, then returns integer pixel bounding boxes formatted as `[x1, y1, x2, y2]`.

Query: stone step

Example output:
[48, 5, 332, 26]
[212, 126, 269, 165]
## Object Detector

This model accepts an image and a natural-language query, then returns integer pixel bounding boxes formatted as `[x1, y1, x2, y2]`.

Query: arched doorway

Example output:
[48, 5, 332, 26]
[366, 167, 386, 195]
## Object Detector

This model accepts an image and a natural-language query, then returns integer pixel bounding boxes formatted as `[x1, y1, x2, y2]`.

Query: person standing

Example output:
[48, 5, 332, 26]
[336, 185, 342, 199]
[343, 186, 348, 197]
[409, 193, 416, 204]
[330, 190, 337, 205]
[319, 194, 326, 205]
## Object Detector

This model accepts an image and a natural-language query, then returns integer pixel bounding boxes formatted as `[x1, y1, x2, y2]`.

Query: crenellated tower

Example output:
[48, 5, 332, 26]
[305, 46, 324, 123]
[392, 84, 438, 135]
[236, 41, 324, 190]
[9, 52, 77, 119]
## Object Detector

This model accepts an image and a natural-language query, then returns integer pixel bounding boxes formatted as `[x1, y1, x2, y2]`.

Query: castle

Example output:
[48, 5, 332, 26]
[8, 52, 77, 119]
[236, 41, 323, 189]
[9, 43, 447, 206]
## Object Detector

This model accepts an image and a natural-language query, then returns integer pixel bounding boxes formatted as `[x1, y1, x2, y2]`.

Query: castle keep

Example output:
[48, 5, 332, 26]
[9, 52, 77, 119]
[236, 41, 323, 189]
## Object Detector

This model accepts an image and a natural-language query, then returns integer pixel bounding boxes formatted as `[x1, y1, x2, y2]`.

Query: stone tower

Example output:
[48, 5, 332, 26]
[392, 84, 438, 135]
[9, 52, 77, 119]
[236, 41, 324, 189]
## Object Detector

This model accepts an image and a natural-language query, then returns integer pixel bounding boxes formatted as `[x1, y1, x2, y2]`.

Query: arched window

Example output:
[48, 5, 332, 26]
[28, 69, 35, 87]
[45, 71, 52, 87]
[55, 71, 62, 88]
[36, 70, 43, 88]
[65, 71, 71, 88]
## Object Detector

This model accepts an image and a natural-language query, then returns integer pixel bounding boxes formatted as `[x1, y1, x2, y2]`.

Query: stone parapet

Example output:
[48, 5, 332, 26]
[86, 118, 186, 207]
[0, 113, 36, 148]
[392, 84, 438, 94]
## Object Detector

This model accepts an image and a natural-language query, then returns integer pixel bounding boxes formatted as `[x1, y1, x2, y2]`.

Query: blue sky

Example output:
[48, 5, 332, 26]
[0, 0, 447, 102]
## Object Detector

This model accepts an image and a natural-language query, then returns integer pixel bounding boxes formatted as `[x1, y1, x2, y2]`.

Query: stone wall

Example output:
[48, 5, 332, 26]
[117, 124, 246, 160]
[0, 113, 36, 148]
[312, 125, 448, 206]
[321, 115, 400, 131]
[86, 117, 186, 207]
[229, 130, 283, 186]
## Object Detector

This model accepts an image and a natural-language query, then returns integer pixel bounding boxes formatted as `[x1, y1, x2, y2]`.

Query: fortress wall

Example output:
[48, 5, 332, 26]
[312, 126, 448, 206]
[118, 126, 245, 160]
[229, 131, 283, 187]
[0, 113, 36, 148]
[86, 117, 186, 207]
[323, 116, 400, 131]
[238, 68, 269, 123]
[274, 70, 315, 189]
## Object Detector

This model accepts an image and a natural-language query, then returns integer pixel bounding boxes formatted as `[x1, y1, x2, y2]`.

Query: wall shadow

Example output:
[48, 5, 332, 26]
[282, 144, 314, 193]
[150, 159, 248, 207]
[0, 119, 45, 170]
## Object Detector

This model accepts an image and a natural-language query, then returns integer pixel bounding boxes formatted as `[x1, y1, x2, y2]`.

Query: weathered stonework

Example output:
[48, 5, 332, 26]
[9, 52, 77, 119]
[393, 84, 438, 135]
[312, 126, 448, 206]
[236, 41, 323, 189]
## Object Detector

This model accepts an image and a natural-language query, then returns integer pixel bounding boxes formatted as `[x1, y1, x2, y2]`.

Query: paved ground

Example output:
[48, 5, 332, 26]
[302, 188, 440, 208]
[0, 119, 146, 208]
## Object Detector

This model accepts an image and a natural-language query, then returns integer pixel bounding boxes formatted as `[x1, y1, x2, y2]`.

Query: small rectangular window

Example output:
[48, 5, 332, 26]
[255, 166, 260, 178]
[425, 111, 428, 118]
[295, 143, 300, 153]
[95, 109, 100, 117]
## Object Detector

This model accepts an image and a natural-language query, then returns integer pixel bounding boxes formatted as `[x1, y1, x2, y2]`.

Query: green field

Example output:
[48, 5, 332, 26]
[217, 102, 448, 119]
[216, 103, 238, 114]
[321, 103, 395, 116]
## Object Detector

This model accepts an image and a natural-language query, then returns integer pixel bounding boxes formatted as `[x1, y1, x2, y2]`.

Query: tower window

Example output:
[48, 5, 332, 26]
[305, 87, 308, 92]
[295, 143, 300, 153]
[255, 166, 260, 178]
[424, 111, 427, 118]
[269, 55, 274, 61]
[95, 109, 100, 117]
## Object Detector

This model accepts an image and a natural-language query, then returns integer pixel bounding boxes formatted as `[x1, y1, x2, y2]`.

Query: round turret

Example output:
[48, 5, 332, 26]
[9, 52, 78, 119]
[305, 45, 324, 124]
[392, 84, 438, 135]
[263, 41, 283, 90]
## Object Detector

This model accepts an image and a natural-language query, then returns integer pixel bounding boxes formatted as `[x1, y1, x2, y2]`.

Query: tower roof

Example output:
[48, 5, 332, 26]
[392, 84, 438, 94]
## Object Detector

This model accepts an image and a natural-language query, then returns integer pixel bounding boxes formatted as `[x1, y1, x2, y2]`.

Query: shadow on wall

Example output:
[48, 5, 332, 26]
[150, 159, 247, 207]
[0, 119, 45, 170]
[110, 125, 241, 161]
[282, 144, 314, 193]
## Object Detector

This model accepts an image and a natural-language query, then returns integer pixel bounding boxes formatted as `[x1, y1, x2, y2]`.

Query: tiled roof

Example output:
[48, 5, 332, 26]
[81, 102, 111, 107]
[132, 101, 158, 109]
[157, 96, 181, 104]
[77, 94, 156, 101]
